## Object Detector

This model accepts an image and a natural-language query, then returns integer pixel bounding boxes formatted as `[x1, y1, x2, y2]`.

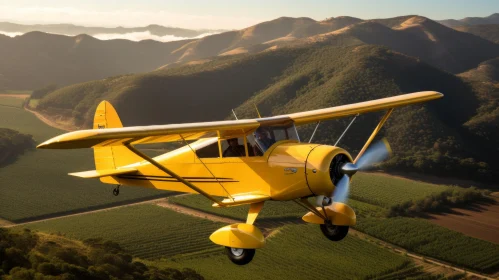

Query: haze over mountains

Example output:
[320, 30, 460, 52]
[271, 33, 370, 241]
[438, 13, 499, 28]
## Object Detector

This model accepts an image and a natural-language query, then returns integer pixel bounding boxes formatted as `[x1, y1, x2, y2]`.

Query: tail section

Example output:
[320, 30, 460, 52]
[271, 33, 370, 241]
[93, 101, 142, 170]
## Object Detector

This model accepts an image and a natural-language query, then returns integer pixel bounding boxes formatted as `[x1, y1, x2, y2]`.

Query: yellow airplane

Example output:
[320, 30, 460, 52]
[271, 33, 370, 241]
[38, 91, 443, 265]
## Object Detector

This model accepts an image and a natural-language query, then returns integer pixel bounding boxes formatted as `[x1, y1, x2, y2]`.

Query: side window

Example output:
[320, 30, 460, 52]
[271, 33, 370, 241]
[221, 137, 251, 158]
[286, 126, 299, 141]
[196, 142, 220, 158]
[273, 128, 287, 140]
[247, 135, 262, 157]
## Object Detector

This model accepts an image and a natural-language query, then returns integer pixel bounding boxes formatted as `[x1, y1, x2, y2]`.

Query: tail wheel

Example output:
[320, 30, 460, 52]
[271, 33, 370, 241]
[320, 222, 349, 241]
[225, 247, 255, 265]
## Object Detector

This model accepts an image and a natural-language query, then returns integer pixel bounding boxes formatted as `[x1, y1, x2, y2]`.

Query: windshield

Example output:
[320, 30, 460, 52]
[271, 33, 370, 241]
[251, 123, 299, 156]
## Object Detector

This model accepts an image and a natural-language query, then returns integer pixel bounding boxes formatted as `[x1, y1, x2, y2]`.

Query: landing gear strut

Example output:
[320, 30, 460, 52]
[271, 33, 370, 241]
[225, 247, 255, 265]
[113, 185, 120, 196]
[320, 221, 349, 241]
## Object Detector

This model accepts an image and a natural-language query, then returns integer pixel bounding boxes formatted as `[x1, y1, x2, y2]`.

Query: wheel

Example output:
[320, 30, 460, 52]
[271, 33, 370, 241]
[225, 247, 255, 265]
[113, 187, 120, 196]
[320, 222, 349, 241]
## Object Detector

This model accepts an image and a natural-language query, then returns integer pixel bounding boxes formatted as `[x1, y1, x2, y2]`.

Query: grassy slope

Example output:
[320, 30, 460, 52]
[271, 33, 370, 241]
[22, 204, 429, 280]
[0, 99, 166, 222]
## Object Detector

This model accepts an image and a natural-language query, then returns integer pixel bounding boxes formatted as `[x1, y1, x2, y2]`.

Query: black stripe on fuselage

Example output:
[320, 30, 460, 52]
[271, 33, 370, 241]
[117, 174, 238, 183]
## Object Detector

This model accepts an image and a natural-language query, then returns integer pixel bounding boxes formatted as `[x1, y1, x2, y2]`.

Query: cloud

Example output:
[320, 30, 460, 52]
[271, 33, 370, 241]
[0, 5, 263, 30]
[92, 31, 216, 42]
[0, 31, 23, 37]
[0, 29, 216, 42]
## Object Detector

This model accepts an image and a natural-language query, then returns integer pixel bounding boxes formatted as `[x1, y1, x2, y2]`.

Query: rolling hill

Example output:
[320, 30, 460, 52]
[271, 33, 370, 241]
[164, 15, 499, 74]
[3, 15, 498, 90]
[35, 44, 498, 182]
[0, 32, 192, 90]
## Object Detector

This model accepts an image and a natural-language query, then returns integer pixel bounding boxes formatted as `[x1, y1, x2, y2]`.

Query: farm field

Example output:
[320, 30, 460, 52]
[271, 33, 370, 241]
[22, 204, 223, 259]
[349, 173, 449, 208]
[0, 96, 26, 108]
[356, 217, 499, 273]
[0, 97, 167, 222]
[21, 204, 442, 280]
[155, 224, 437, 280]
[428, 196, 499, 244]
[170, 183, 499, 275]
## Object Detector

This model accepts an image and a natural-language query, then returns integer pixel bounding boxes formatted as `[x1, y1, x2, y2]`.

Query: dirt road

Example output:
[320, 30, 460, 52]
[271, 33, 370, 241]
[23, 106, 73, 132]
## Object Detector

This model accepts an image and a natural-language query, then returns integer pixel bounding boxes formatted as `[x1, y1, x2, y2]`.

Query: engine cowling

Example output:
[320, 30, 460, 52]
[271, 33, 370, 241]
[305, 145, 352, 197]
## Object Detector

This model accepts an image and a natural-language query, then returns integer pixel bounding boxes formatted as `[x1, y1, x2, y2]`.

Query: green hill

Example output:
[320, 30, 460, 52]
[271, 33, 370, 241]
[0, 32, 192, 90]
[458, 58, 499, 152]
[0, 228, 203, 279]
[36, 44, 498, 182]
[0, 128, 34, 166]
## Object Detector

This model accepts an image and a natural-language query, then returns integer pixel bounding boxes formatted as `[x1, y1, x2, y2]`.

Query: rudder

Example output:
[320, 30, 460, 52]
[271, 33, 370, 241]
[93, 101, 142, 170]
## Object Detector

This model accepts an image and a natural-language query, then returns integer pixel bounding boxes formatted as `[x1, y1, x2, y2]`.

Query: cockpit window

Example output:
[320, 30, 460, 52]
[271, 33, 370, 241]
[250, 123, 299, 156]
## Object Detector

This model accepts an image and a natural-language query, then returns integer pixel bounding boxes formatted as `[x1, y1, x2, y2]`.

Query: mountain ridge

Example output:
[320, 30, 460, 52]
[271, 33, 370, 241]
[2, 15, 499, 89]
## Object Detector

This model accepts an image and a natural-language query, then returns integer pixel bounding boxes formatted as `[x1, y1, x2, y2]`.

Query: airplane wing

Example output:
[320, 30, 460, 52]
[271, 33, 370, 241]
[37, 91, 442, 149]
[288, 91, 442, 126]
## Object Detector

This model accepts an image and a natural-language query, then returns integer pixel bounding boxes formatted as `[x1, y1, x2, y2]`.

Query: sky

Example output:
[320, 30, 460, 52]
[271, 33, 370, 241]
[0, 0, 498, 30]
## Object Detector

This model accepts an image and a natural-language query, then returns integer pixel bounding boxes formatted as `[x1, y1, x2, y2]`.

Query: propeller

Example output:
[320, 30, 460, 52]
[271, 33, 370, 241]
[317, 138, 392, 206]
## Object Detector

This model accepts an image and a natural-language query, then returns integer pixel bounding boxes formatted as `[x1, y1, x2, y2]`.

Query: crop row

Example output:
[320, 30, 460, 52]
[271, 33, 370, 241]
[156, 223, 418, 280]
[356, 217, 499, 273]
[350, 173, 449, 208]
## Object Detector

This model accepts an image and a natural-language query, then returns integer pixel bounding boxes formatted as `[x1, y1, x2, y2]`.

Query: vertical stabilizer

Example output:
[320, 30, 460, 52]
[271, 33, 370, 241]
[93, 101, 142, 170]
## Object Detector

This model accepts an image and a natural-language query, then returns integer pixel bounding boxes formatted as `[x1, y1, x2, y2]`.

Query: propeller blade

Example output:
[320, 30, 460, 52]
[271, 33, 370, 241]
[333, 174, 350, 203]
[356, 138, 392, 170]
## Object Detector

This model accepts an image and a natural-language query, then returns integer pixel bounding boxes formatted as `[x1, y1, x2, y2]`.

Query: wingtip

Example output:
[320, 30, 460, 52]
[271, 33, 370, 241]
[36, 141, 50, 149]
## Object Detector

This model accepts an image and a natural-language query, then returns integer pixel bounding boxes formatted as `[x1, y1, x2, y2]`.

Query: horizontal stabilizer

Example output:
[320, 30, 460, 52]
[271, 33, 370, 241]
[69, 168, 137, 178]
[213, 193, 270, 207]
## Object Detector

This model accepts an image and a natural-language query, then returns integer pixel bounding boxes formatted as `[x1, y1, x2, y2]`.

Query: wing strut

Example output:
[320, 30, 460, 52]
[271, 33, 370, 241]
[354, 109, 394, 164]
[123, 142, 227, 207]
[179, 135, 234, 201]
